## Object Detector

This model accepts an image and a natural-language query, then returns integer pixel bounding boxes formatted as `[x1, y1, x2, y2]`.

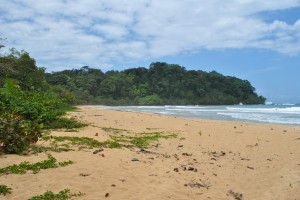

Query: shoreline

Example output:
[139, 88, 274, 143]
[81, 105, 300, 127]
[1, 106, 299, 199]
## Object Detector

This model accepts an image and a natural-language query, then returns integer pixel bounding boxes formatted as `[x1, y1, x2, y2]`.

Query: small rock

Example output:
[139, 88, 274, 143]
[187, 167, 197, 172]
[105, 193, 110, 198]
[174, 168, 179, 172]
[188, 167, 195, 171]
[227, 190, 243, 200]
[131, 158, 139, 161]
[111, 184, 116, 187]
[79, 173, 90, 177]
[247, 166, 254, 170]
[93, 149, 104, 154]
[95, 133, 99, 136]
[178, 144, 183, 147]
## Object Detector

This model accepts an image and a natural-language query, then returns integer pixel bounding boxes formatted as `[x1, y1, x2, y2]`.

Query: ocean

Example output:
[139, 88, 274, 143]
[97, 104, 300, 126]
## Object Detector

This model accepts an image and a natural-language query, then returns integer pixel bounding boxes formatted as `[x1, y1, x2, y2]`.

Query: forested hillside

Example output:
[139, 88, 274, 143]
[45, 62, 266, 105]
[0, 47, 265, 105]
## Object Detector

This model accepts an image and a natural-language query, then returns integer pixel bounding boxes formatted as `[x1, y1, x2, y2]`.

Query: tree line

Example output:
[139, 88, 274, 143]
[0, 48, 265, 106]
[45, 63, 265, 105]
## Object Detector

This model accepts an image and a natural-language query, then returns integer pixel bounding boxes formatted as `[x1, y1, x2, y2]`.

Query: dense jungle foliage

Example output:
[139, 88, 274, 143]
[45, 63, 265, 105]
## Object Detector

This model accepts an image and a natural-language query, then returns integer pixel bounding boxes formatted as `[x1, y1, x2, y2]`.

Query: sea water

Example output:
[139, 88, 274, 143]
[98, 104, 300, 126]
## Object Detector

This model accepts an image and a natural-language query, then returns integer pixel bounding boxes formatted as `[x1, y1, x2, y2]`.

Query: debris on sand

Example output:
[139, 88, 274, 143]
[93, 149, 104, 154]
[184, 179, 211, 189]
[131, 158, 139, 161]
[227, 190, 243, 200]
[79, 173, 90, 177]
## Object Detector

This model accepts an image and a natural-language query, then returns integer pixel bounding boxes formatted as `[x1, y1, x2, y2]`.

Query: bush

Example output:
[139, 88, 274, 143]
[45, 117, 87, 130]
[0, 80, 64, 123]
[138, 94, 162, 105]
[0, 114, 42, 154]
[0, 185, 12, 196]
[0, 79, 85, 153]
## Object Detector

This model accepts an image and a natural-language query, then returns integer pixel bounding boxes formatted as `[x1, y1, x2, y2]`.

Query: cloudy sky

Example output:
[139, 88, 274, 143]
[1, 0, 300, 103]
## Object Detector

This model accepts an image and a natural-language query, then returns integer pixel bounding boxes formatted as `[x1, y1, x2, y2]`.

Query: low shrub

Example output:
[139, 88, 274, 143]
[0, 185, 12, 196]
[0, 114, 42, 154]
[29, 189, 84, 200]
[0, 79, 85, 154]
[0, 154, 74, 175]
[44, 117, 87, 130]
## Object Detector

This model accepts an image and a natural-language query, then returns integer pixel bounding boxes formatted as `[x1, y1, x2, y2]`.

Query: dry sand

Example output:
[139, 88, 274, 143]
[1, 106, 300, 200]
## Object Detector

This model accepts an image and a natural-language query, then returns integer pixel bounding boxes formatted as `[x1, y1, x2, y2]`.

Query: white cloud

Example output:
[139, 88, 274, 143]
[0, 0, 300, 71]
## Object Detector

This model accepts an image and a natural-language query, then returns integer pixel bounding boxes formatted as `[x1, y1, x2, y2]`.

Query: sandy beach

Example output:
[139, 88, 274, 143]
[1, 106, 300, 200]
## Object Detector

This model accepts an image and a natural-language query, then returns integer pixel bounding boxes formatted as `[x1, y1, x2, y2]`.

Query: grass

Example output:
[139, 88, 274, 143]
[31, 129, 177, 154]
[45, 117, 88, 130]
[53, 136, 122, 149]
[31, 145, 73, 154]
[29, 189, 84, 200]
[111, 131, 177, 148]
[0, 154, 74, 175]
[100, 127, 128, 134]
[31, 135, 122, 154]
[0, 185, 12, 196]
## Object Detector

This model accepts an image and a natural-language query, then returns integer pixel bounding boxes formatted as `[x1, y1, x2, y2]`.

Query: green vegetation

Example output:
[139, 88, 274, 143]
[52, 136, 121, 149]
[0, 113, 42, 154]
[31, 129, 176, 153]
[29, 189, 84, 200]
[100, 127, 128, 134]
[109, 131, 176, 148]
[129, 132, 177, 148]
[45, 62, 265, 105]
[52, 131, 176, 149]
[0, 154, 74, 175]
[0, 49, 86, 154]
[45, 117, 87, 130]
[0, 185, 12, 196]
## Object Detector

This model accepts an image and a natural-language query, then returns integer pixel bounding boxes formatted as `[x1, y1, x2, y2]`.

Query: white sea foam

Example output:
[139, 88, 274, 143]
[218, 112, 300, 125]
[226, 107, 300, 114]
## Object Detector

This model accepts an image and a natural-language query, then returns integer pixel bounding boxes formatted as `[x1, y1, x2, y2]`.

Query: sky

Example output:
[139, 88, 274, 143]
[0, 0, 300, 103]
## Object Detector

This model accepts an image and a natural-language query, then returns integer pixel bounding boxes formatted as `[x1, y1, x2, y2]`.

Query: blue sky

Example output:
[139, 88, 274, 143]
[1, 0, 300, 103]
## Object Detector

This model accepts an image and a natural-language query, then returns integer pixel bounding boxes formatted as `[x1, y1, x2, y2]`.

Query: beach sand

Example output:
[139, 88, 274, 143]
[1, 106, 300, 200]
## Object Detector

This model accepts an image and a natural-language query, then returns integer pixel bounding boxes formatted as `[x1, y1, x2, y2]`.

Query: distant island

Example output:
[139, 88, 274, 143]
[1, 49, 265, 105]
